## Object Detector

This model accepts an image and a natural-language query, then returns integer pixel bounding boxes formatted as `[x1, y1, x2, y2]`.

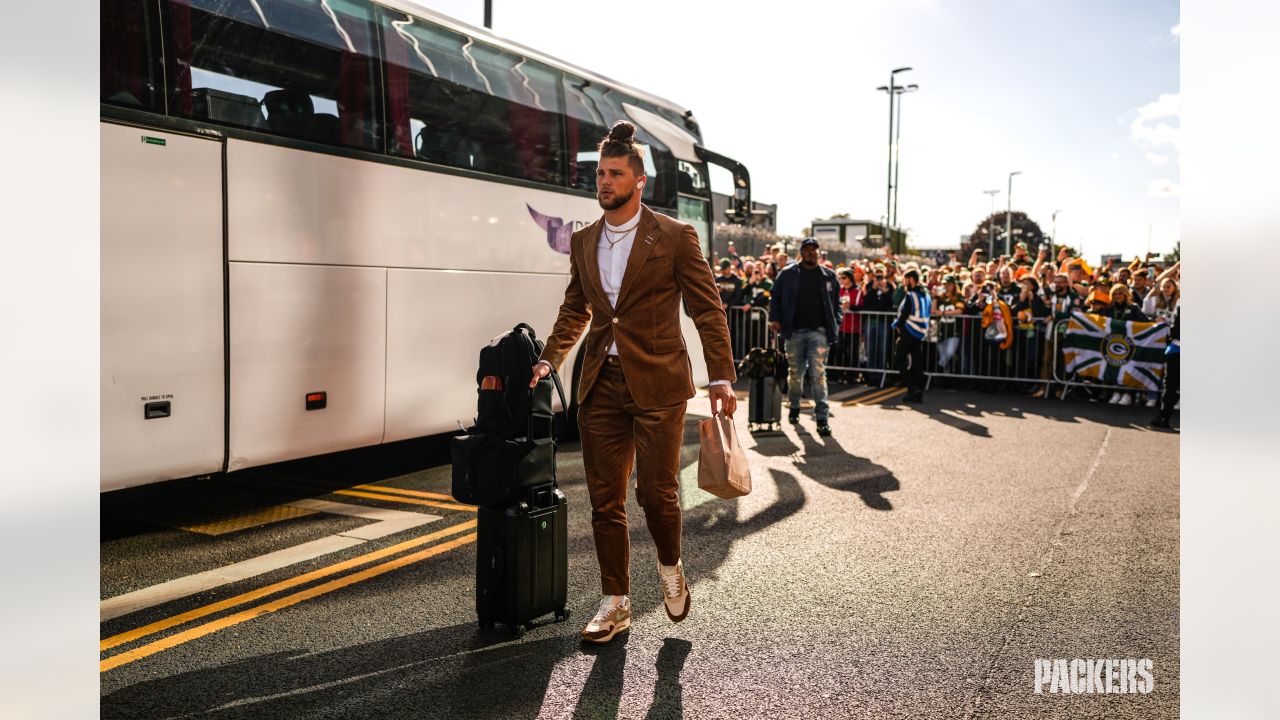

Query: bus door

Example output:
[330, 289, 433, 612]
[101, 123, 226, 490]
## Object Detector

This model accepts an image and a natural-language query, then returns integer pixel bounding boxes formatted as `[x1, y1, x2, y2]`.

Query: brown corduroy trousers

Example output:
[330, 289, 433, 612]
[577, 355, 686, 596]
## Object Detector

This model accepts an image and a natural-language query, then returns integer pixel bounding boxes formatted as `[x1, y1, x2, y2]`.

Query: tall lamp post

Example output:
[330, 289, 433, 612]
[1051, 209, 1062, 255]
[1005, 170, 1022, 255]
[877, 66, 912, 252]
[983, 189, 1001, 258]
[891, 84, 919, 231]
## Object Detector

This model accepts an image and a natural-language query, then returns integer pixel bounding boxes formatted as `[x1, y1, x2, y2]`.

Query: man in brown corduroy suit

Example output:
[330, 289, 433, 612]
[530, 120, 737, 643]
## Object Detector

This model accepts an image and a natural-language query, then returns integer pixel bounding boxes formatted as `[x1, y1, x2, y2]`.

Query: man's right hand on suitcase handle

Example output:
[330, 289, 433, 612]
[530, 360, 553, 389]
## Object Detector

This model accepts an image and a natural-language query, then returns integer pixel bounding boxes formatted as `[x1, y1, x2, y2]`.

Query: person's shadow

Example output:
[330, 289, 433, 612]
[573, 633, 630, 720]
[645, 638, 692, 720]
[790, 424, 901, 511]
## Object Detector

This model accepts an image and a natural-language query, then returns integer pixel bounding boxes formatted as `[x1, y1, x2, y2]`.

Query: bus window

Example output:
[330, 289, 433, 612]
[677, 196, 711, 261]
[381, 13, 565, 185]
[678, 160, 709, 197]
[164, 0, 381, 151]
[102, 0, 163, 110]
[563, 75, 677, 210]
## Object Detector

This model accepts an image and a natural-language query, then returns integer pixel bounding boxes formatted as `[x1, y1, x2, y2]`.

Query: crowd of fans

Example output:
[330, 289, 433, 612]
[712, 240, 1182, 407]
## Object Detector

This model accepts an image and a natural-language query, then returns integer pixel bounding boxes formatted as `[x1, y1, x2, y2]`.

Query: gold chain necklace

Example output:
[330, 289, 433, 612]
[603, 220, 640, 248]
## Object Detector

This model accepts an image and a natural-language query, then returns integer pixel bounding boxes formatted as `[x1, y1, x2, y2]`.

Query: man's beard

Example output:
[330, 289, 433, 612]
[598, 187, 634, 211]
[1055, 287, 1068, 296]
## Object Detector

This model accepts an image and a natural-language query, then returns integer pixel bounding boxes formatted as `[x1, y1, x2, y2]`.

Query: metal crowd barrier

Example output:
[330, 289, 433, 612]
[727, 306, 776, 362]
[725, 307, 1172, 400]
[826, 311, 1051, 391]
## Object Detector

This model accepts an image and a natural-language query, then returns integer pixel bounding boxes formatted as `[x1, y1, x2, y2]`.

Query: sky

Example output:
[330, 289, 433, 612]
[414, 0, 1179, 264]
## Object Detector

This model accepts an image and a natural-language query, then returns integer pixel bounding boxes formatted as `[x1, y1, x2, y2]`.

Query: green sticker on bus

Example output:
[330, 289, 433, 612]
[141, 136, 166, 146]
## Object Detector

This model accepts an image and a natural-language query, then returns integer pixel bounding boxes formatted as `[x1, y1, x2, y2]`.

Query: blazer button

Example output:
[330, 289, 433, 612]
[612, 318, 619, 324]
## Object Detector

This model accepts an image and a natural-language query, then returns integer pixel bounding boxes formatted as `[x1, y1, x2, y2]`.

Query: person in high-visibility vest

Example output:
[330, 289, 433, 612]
[893, 269, 932, 403]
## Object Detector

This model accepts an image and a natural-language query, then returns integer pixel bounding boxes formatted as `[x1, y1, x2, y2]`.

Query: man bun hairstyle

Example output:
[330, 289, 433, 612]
[598, 120, 646, 177]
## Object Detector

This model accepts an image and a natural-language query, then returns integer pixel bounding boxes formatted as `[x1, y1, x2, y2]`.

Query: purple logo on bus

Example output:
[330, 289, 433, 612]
[527, 204, 591, 255]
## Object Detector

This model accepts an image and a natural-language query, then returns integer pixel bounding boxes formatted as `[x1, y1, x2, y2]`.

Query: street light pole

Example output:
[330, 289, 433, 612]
[878, 67, 911, 253]
[1051, 209, 1062, 255]
[983, 189, 1001, 258]
[484, 0, 492, 28]
[1005, 170, 1022, 256]
[892, 84, 919, 232]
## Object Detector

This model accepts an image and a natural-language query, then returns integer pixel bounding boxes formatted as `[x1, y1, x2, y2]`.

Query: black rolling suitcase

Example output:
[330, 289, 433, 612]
[476, 485, 570, 637]
[739, 347, 785, 433]
[748, 376, 783, 433]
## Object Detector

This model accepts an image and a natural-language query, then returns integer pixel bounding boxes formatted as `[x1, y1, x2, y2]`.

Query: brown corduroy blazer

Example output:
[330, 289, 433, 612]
[538, 205, 737, 410]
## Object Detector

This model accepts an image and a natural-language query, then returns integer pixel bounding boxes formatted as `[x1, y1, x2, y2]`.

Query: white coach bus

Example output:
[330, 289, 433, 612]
[101, 0, 755, 491]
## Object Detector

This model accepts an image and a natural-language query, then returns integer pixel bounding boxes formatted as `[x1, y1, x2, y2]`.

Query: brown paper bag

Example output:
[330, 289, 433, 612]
[697, 413, 752, 499]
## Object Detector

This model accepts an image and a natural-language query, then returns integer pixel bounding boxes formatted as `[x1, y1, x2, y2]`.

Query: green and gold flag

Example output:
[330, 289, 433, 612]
[1062, 312, 1170, 390]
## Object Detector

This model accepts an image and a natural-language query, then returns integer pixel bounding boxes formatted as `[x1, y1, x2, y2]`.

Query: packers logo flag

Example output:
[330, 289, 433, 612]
[1062, 312, 1170, 390]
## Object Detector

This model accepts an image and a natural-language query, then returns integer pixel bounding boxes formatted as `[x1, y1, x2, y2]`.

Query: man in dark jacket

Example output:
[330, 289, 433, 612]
[769, 237, 842, 436]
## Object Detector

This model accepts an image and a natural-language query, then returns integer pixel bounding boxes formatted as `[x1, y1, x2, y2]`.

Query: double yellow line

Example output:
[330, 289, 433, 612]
[101, 486, 480, 672]
[335, 483, 476, 512]
[842, 386, 907, 406]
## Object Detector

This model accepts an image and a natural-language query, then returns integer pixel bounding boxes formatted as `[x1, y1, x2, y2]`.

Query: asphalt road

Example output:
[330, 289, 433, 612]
[100, 383, 1179, 719]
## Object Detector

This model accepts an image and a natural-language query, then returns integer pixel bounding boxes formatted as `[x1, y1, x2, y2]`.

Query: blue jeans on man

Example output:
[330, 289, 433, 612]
[785, 329, 830, 423]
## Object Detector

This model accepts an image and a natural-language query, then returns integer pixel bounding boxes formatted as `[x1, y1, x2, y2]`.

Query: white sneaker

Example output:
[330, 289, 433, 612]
[1146, 398, 1158, 408]
[1109, 392, 1121, 405]
[658, 559, 691, 623]
[581, 596, 630, 643]
[1119, 394, 1133, 406]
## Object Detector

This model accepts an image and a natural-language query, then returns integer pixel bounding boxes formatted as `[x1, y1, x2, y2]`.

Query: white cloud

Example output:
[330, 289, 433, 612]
[1148, 178, 1180, 197]
[1171, 23, 1181, 39]
[1132, 93, 1180, 165]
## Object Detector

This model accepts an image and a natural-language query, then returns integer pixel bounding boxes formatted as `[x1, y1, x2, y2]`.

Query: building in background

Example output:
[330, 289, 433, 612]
[807, 218, 908, 255]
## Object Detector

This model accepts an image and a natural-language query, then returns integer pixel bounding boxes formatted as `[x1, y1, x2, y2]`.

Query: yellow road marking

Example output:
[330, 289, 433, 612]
[866, 388, 907, 404]
[100, 519, 477, 652]
[350, 484, 458, 502]
[177, 504, 317, 536]
[333, 488, 475, 512]
[102, 532, 478, 672]
[843, 386, 903, 406]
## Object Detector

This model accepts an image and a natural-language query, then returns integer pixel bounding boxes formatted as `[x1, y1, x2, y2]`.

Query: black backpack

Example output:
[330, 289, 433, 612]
[452, 323, 568, 507]
[473, 323, 566, 440]
[738, 346, 788, 381]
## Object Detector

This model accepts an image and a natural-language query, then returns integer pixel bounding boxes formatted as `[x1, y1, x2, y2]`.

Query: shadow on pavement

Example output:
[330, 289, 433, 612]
[644, 638, 692, 720]
[787, 423, 900, 512]
[745, 431, 801, 457]
[102, 622, 576, 719]
[573, 634, 629, 720]
[886, 390, 1177, 433]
